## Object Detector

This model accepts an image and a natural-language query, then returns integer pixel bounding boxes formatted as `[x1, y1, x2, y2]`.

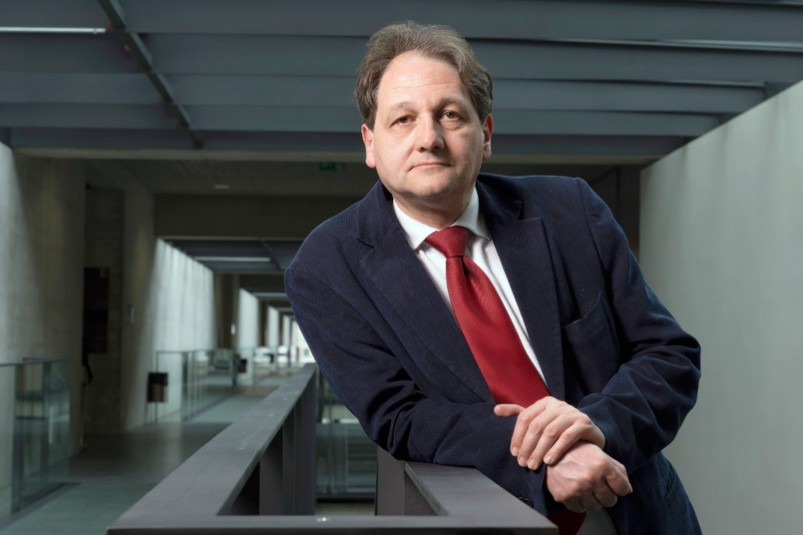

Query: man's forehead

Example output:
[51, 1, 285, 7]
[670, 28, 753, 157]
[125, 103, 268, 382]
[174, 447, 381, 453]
[376, 53, 470, 109]
[381, 51, 457, 81]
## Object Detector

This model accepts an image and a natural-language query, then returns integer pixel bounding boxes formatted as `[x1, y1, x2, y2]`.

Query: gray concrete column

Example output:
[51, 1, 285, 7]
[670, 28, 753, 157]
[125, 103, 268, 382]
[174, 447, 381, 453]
[267, 306, 281, 353]
[215, 273, 240, 349]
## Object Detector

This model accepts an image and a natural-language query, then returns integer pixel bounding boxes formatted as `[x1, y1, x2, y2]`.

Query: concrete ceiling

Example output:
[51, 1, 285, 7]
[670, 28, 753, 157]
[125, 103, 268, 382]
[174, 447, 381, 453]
[3, 0, 801, 161]
[2, 0, 802, 291]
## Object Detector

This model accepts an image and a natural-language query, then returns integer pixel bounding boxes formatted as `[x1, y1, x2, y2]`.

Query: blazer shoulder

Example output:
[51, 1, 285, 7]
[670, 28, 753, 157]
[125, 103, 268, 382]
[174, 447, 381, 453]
[288, 181, 392, 277]
[288, 199, 361, 275]
[479, 172, 585, 197]
[477, 173, 590, 218]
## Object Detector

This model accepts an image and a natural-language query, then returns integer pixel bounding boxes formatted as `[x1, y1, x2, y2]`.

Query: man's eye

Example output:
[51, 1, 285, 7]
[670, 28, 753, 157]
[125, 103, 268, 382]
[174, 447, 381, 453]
[442, 110, 461, 120]
[394, 116, 411, 125]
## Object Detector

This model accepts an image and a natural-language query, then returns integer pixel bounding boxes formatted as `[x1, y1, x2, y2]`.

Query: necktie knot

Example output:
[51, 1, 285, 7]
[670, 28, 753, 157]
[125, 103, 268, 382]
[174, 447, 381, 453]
[425, 226, 468, 258]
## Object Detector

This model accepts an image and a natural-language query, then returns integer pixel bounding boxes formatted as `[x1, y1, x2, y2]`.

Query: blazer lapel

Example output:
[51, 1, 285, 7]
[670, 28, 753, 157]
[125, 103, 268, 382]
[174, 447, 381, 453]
[357, 184, 491, 401]
[478, 181, 567, 400]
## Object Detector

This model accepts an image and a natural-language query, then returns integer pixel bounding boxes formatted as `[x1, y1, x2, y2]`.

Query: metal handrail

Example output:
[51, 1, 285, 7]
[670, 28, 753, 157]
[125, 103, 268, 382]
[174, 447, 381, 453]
[0, 357, 66, 367]
[108, 363, 555, 534]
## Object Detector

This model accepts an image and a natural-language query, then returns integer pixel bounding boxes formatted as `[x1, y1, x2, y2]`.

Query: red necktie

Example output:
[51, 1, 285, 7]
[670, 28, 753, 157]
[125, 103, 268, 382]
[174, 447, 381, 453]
[426, 226, 585, 535]
[425, 226, 548, 405]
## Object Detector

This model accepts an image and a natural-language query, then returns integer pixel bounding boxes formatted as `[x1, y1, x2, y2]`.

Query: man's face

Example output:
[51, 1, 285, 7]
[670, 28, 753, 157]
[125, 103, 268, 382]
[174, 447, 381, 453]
[361, 51, 493, 227]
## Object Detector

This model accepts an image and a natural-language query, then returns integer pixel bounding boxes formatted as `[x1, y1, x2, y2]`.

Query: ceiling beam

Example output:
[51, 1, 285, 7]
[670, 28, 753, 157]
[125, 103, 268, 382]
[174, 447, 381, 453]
[0, 104, 180, 129]
[493, 80, 767, 114]
[140, 34, 803, 84]
[0, 103, 720, 137]
[10, 127, 198, 150]
[494, 110, 721, 137]
[0, 0, 107, 28]
[0, 73, 162, 104]
[2, 73, 765, 115]
[10, 128, 680, 164]
[0, 34, 138, 72]
[154, 195, 360, 240]
[490, 134, 683, 161]
[172, 75, 766, 113]
[113, 0, 803, 42]
[239, 274, 287, 294]
[167, 75, 356, 107]
[184, 106, 726, 138]
[4, 33, 800, 85]
[477, 40, 803, 85]
[98, 0, 203, 148]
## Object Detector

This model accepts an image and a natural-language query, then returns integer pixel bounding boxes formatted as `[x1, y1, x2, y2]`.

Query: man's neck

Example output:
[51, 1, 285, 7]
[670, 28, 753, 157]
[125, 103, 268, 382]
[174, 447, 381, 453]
[392, 195, 472, 230]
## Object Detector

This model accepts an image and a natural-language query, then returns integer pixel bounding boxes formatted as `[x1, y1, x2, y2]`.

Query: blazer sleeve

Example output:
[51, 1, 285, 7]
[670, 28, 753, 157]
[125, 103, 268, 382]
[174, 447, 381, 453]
[285, 262, 548, 513]
[572, 178, 701, 471]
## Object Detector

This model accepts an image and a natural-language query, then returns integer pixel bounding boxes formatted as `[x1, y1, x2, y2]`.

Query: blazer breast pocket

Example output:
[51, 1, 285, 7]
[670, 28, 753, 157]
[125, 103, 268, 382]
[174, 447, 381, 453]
[562, 293, 621, 394]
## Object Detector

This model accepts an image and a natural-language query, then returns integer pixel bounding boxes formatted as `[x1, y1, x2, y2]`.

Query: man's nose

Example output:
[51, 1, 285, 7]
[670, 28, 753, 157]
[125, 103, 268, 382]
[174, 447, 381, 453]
[416, 117, 444, 151]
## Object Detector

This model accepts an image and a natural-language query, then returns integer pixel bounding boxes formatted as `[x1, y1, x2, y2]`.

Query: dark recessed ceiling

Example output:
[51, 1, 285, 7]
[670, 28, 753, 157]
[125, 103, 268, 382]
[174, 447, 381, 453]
[165, 239, 302, 274]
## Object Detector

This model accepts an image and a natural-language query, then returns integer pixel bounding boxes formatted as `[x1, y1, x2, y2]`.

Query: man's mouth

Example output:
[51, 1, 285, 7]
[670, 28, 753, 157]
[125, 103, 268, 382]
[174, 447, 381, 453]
[413, 161, 449, 170]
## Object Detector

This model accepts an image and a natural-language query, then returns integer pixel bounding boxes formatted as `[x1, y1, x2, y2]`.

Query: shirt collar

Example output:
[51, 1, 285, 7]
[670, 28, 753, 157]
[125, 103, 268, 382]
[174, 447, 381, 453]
[393, 188, 490, 250]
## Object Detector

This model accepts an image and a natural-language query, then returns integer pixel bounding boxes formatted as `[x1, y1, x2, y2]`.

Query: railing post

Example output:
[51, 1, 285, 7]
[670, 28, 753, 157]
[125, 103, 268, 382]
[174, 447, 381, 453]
[258, 367, 316, 515]
[259, 427, 284, 514]
[375, 448, 436, 516]
[375, 447, 404, 515]
[294, 368, 317, 514]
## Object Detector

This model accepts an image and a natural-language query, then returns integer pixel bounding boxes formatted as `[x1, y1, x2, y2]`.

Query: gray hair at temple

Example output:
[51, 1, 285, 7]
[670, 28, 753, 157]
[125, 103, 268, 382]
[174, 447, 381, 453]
[355, 21, 493, 129]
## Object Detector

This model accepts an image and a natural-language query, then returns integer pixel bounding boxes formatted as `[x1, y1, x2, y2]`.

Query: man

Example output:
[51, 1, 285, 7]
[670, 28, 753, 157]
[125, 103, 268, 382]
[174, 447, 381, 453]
[286, 22, 701, 534]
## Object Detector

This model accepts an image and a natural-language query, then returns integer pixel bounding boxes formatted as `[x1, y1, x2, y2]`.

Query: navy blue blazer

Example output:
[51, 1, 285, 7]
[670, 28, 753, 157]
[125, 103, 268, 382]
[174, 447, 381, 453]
[286, 174, 701, 534]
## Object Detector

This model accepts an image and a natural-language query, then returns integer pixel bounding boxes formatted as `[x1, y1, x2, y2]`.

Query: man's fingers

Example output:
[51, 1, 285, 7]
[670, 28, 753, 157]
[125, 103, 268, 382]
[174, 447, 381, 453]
[564, 499, 587, 514]
[497, 397, 603, 467]
[541, 421, 583, 466]
[594, 487, 619, 508]
[507, 402, 547, 456]
[510, 417, 530, 458]
[493, 403, 524, 417]
[578, 494, 604, 512]
[494, 403, 529, 457]
[527, 416, 602, 469]
[545, 442, 632, 514]
[521, 414, 576, 469]
[604, 462, 633, 496]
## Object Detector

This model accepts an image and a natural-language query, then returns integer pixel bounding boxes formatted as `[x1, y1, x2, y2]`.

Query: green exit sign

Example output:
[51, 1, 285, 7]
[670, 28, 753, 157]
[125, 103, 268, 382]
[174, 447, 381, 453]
[319, 162, 346, 172]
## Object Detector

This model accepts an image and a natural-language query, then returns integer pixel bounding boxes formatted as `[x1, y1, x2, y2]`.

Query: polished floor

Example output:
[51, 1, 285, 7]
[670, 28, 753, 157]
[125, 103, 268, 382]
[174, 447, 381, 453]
[0, 383, 283, 534]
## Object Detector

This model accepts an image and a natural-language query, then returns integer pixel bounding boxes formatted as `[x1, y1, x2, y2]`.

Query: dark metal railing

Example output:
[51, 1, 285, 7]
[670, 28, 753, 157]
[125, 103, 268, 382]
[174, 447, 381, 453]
[108, 363, 555, 534]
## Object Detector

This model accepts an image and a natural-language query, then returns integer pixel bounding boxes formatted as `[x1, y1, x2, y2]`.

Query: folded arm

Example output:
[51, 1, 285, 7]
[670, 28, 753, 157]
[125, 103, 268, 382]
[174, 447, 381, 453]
[286, 264, 550, 512]
[572, 178, 701, 471]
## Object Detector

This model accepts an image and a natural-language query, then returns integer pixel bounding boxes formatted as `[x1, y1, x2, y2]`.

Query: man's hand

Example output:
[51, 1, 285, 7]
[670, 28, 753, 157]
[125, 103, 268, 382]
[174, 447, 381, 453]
[546, 442, 632, 513]
[494, 397, 606, 470]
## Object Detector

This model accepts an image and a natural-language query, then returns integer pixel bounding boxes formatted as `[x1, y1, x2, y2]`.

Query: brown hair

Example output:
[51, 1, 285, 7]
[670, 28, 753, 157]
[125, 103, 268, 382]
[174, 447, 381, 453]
[355, 21, 493, 128]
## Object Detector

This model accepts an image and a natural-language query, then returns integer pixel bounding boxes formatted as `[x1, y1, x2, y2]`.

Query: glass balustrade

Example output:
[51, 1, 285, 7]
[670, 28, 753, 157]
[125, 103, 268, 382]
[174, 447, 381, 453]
[149, 349, 239, 422]
[315, 373, 377, 498]
[0, 359, 70, 524]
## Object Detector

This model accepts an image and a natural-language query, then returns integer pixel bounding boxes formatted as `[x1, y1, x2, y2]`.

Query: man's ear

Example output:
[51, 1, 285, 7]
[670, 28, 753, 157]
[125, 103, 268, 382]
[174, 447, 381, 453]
[361, 124, 376, 168]
[482, 114, 493, 161]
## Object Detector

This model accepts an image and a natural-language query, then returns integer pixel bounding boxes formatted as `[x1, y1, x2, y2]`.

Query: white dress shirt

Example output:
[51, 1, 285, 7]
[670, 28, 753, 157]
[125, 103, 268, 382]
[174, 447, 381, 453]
[392, 188, 547, 385]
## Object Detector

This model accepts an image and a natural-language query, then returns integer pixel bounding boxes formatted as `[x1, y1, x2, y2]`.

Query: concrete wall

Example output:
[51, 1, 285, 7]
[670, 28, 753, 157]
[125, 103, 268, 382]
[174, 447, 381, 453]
[640, 81, 803, 534]
[86, 165, 216, 430]
[83, 188, 124, 434]
[0, 145, 86, 514]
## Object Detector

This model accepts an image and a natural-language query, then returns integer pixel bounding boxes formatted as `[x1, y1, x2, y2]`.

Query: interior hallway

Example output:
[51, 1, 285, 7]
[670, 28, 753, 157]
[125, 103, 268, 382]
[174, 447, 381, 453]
[0, 383, 278, 535]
